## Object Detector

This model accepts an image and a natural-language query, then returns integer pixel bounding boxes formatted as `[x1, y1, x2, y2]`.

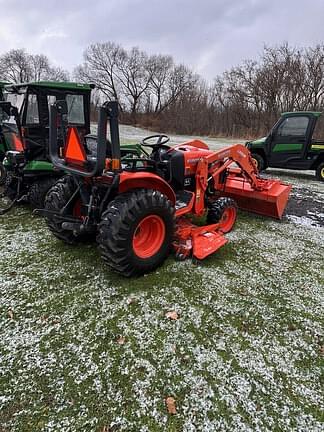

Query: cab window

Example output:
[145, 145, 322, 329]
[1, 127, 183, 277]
[5, 92, 25, 124]
[47, 95, 56, 107]
[277, 116, 309, 137]
[66, 94, 85, 124]
[312, 116, 324, 141]
[26, 94, 39, 124]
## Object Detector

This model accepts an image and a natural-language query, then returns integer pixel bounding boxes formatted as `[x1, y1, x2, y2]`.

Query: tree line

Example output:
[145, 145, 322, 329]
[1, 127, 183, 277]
[1, 43, 324, 137]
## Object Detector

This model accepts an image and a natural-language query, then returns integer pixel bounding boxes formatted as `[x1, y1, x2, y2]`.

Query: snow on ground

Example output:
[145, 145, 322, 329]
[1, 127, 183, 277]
[0, 125, 323, 431]
[92, 123, 239, 149]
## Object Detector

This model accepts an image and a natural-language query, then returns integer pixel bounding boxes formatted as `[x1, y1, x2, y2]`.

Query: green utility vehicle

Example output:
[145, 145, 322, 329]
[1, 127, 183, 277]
[246, 111, 324, 181]
[0, 81, 95, 208]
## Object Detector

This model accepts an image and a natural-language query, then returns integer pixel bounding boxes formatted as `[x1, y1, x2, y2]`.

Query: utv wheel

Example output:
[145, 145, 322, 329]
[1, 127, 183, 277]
[315, 162, 324, 182]
[207, 197, 238, 233]
[97, 189, 175, 276]
[45, 175, 89, 244]
[28, 178, 59, 208]
[251, 153, 265, 171]
[0, 162, 7, 186]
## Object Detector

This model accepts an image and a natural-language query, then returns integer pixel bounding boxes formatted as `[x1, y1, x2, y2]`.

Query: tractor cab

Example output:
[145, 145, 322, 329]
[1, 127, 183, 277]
[3, 81, 94, 161]
[0, 81, 95, 210]
[246, 111, 324, 181]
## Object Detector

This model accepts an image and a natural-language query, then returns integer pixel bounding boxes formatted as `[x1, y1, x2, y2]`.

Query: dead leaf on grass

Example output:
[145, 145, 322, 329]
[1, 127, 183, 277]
[166, 396, 176, 414]
[117, 336, 126, 345]
[165, 311, 179, 320]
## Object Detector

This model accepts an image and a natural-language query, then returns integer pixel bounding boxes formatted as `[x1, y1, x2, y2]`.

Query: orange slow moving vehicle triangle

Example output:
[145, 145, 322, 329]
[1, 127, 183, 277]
[64, 127, 86, 165]
[13, 134, 24, 151]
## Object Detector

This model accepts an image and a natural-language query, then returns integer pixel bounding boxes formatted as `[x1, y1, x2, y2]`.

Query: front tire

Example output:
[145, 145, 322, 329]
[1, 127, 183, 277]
[97, 189, 175, 276]
[315, 162, 324, 182]
[44, 175, 88, 244]
[207, 197, 238, 233]
[251, 153, 265, 172]
[28, 177, 58, 208]
[3, 171, 20, 201]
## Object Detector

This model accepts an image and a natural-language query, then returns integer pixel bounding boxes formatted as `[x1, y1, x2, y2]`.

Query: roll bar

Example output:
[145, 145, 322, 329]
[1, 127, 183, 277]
[49, 100, 121, 177]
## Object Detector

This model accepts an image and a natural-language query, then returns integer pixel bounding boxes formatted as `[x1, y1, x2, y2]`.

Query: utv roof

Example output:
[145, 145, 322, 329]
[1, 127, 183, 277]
[281, 111, 322, 117]
[5, 81, 95, 91]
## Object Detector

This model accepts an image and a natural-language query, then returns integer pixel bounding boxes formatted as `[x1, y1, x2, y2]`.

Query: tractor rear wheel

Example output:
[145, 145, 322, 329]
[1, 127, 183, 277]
[207, 197, 238, 233]
[44, 175, 89, 244]
[251, 153, 265, 171]
[28, 177, 58, 208]
[0, 162, 7, 186]
[315, 162, 324, 182]
[97, 189, 175, 276]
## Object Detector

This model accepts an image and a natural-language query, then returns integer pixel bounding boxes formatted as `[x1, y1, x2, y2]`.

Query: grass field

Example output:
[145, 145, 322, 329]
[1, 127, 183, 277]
[0, 129, 323, 431]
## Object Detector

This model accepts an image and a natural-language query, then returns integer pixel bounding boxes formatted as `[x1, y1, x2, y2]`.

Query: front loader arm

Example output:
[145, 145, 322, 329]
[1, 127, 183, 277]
[206, 144, 262, 191]
[193, 143, 291, 219]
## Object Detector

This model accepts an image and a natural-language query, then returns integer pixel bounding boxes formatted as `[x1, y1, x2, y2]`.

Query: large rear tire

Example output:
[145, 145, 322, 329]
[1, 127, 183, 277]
[44, 175, 89, 245]
[207, 197, 238, 233]
[28, 177, 59, 208]
[97, 189, 175, 276]
[315, 162, 324, 182]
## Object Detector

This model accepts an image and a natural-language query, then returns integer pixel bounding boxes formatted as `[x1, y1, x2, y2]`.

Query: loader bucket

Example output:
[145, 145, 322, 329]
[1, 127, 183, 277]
[222, 174, 292, 219]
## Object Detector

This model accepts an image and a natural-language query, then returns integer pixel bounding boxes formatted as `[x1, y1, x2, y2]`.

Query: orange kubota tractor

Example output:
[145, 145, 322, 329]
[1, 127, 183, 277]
[36, 100, 292, 276]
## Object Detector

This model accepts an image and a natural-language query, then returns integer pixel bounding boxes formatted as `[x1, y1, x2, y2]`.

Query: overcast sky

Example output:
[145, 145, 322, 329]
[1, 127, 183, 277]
[0, 0, 323, 80]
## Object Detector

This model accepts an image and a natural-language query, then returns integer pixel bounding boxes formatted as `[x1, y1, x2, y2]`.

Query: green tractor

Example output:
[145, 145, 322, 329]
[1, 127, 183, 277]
[0, 81, 145, 213]
[0, 81, 96, 210]
[246, 111, 324, 181]
[0, 81, 94, 209]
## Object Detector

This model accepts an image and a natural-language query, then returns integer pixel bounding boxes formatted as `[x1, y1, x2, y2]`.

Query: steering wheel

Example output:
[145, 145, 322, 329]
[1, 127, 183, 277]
[141, 134, 170, 148]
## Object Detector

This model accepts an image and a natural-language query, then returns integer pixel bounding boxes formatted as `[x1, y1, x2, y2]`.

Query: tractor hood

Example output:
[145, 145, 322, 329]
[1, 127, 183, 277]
[246, 136, 267, 148]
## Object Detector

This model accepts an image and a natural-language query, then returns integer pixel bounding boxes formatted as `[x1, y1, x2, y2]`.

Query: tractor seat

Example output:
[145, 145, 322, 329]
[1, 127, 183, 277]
[158, 148, 185, 190]
[84, 134, 112, 160]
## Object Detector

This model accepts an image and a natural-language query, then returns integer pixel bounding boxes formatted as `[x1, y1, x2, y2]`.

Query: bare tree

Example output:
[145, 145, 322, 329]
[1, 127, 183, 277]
[116, 47, 152, 119]
[147, 54, 173, 113]
[0, 49, 69, 83]
[75, 42, 125, 105]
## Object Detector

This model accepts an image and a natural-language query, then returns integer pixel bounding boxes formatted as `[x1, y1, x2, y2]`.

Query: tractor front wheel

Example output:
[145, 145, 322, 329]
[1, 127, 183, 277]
[3, 171, 20, 201]
[0, 162, 7, 186]
[45, 175, 90, 244]
[251, 153, 265, 172]
[207, 197, 238, 233]
[97, 189, 175, 276]
[28, 177, 59, 208]
[315, 162, 324, 182]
